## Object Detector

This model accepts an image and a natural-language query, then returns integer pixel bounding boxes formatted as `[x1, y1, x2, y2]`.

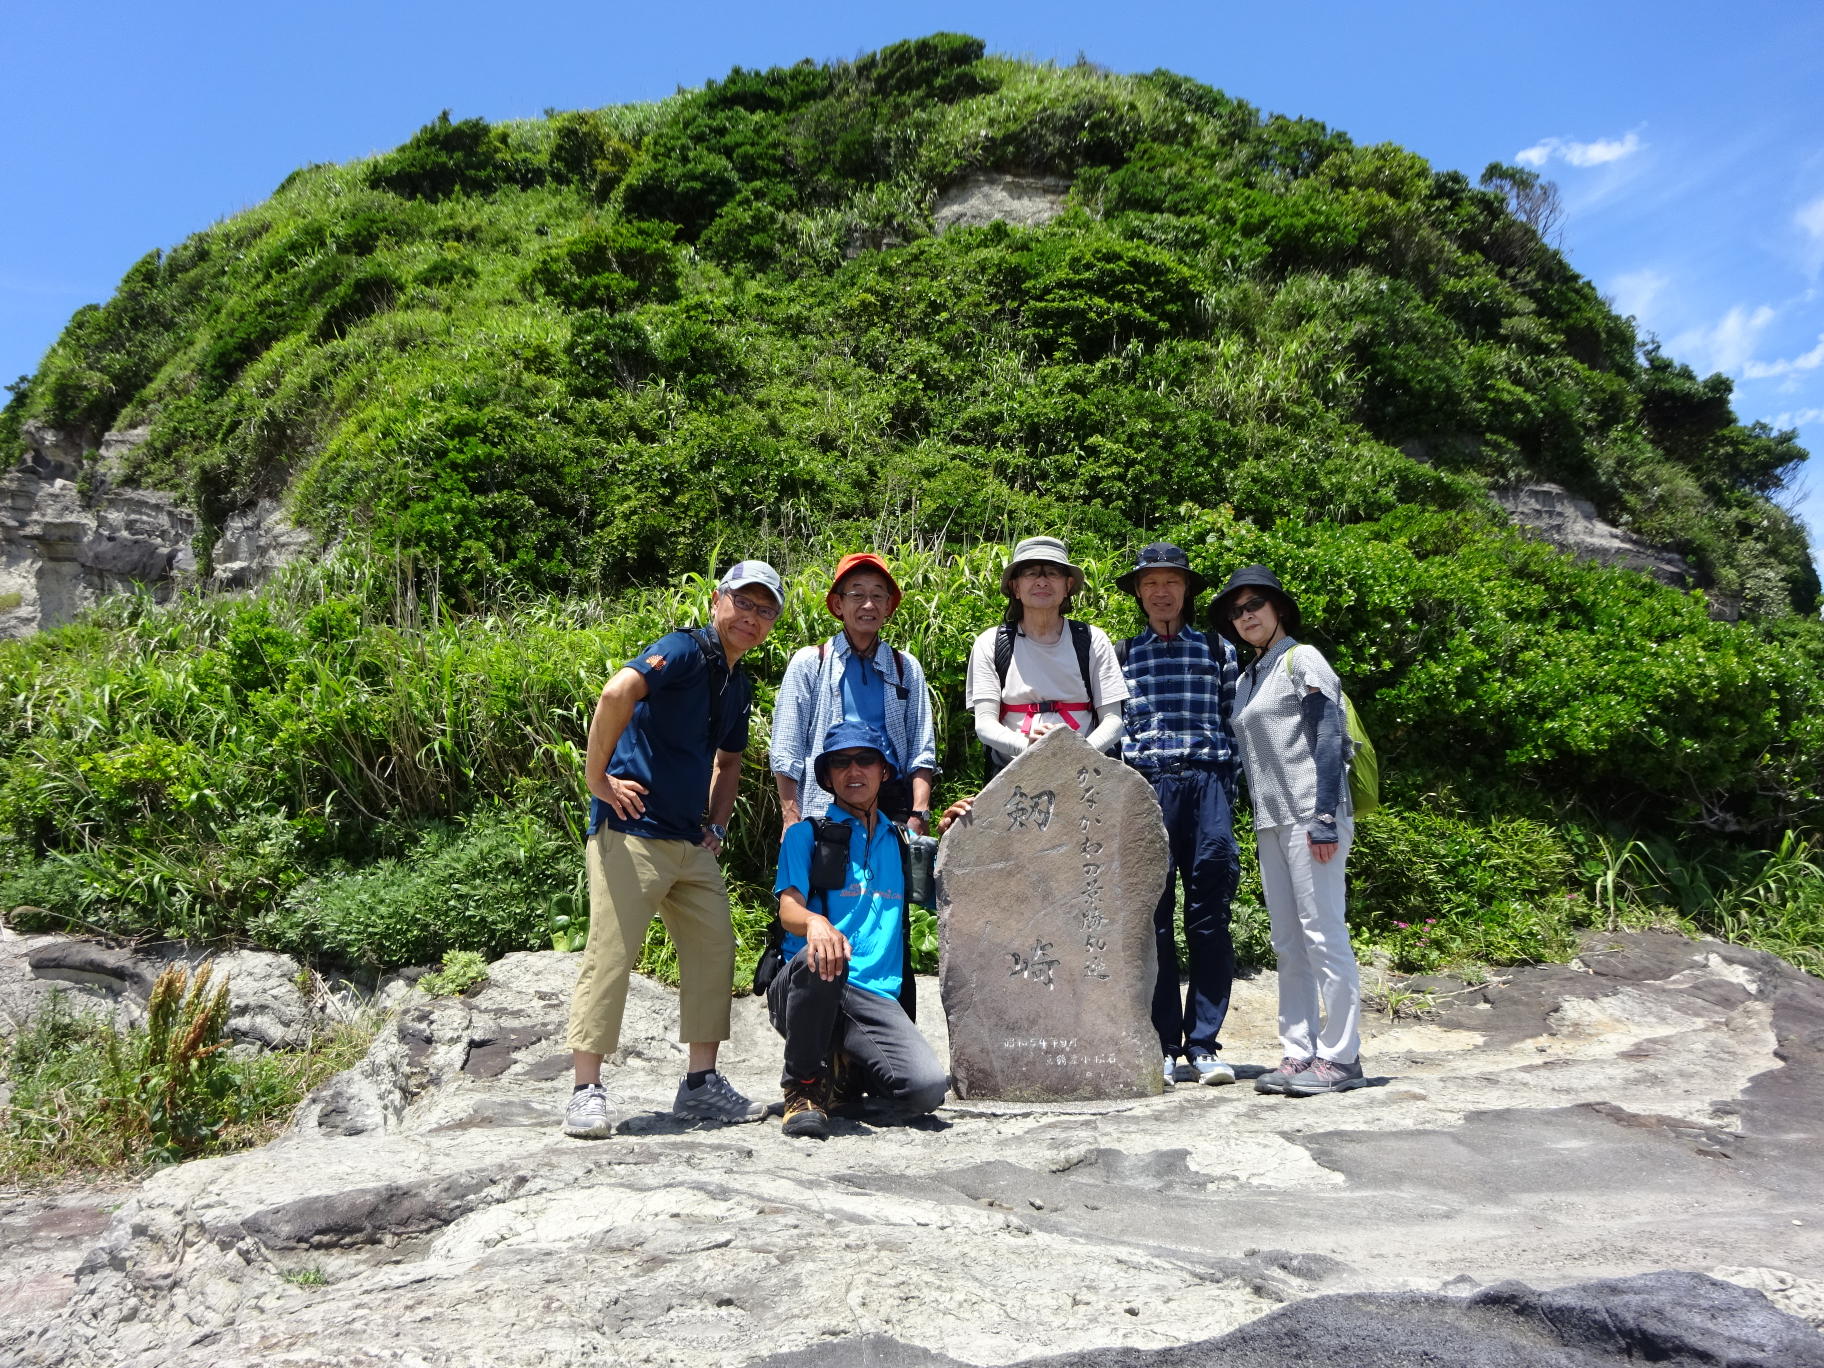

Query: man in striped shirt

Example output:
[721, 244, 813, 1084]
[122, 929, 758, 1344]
[1116, 543, 1242, 1088]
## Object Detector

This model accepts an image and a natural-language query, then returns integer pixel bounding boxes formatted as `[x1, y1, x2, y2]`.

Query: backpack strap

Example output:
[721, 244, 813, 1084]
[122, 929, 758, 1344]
[686, 626, 731, 748]
[893, 823, 917, 1021]
[992, 623, 1016, 688]
[1069, 618, 1096, 706]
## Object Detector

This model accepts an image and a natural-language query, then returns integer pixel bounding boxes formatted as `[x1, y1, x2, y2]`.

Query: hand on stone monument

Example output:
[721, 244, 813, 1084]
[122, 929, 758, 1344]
[805, 915, 852, 981]
[937, 796, 976, 835]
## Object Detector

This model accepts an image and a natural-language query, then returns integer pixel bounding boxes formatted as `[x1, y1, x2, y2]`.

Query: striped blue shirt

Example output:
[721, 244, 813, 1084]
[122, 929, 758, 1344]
[1118, 625, 1239, 782]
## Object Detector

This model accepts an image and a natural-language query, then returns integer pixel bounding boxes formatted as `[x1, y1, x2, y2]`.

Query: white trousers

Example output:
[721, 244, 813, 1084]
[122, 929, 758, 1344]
[1256, 818, 1361, 1064]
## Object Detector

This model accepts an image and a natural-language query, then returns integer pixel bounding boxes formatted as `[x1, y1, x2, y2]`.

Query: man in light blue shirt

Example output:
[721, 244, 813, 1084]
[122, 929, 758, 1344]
[770, 553, 937, 837]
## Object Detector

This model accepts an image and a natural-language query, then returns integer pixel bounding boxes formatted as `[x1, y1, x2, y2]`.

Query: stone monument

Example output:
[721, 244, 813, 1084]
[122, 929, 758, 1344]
[936, 726, 1169, 1100]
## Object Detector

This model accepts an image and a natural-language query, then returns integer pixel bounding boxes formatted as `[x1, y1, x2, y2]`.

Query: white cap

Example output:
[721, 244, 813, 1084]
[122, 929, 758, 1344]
[716, 560, 784, 601]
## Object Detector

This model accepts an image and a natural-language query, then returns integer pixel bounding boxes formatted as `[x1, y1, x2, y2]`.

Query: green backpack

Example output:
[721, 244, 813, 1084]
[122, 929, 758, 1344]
[1286, 647, 1380, 816]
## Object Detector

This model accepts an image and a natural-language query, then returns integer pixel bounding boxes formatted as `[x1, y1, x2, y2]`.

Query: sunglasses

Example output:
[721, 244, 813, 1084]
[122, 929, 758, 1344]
[1016, 564, 1068, 580]
[826, 751, 885, 771]
[727, 590, 781, 622]
[1224, 594, 1271, 620]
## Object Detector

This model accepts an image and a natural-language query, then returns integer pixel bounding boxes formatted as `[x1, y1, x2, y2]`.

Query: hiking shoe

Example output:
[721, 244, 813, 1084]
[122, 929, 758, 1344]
[1162, 1054, 1179, 1088]
[562, 1083, 615, 1138]
[672, 1071, 766, 1124]
[1284, 1057, 1367, 1096]
[781, 1080, 830, 1139]
[1254, 1057, 1314, 1095]
[1187, 1052, 1236, 1086]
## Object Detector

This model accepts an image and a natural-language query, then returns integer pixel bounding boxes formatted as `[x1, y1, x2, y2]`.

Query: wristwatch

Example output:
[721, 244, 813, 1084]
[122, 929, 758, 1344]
[706, 822, 729, 841]
[909, 809, 931, 823]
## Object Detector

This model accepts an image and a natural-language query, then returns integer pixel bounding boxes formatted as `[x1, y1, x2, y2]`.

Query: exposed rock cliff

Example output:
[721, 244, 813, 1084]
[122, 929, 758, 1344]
[1494, 483, 1697, 591]
[0, 422, 313, 638]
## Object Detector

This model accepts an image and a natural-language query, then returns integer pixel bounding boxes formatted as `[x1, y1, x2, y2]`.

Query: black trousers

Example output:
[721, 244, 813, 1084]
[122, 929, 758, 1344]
[766, 948, 947, 1114]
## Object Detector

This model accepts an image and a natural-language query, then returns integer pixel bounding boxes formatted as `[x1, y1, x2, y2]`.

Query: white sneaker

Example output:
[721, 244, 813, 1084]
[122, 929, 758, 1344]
[562, 1083, 615, 1138]
[1187, 1052, 1237, 1086]
[1162, 1054, 1178, 1088]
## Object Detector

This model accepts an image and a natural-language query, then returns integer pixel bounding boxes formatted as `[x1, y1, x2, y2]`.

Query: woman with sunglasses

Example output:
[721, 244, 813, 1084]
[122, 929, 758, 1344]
[966, 536, 1128, 776]
[1210, 566, 1367, 1097]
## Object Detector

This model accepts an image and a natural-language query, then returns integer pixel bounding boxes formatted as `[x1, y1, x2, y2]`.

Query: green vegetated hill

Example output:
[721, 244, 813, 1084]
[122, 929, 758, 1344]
[2, 34, 1822, 980]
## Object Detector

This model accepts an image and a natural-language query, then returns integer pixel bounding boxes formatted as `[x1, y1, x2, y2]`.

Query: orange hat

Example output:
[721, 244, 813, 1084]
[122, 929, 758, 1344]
[826, 552, 902, 617]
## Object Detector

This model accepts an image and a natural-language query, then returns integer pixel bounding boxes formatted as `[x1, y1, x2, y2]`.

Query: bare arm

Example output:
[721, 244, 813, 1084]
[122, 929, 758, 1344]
[704, 747, 742, 853]
[778, 887, 850, 981]
[908, 769, 934, 836]
[585, 667, 651, 818]
[773, 772, 801, 838]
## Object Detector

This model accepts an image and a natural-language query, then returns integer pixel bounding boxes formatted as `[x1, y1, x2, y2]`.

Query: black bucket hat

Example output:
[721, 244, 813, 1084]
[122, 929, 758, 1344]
[1209, 565, 1301, 646]
[1114, 542, 1209, 598]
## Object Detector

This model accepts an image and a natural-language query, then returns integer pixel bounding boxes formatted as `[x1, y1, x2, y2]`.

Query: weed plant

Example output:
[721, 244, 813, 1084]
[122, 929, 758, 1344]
[0, 965, 376, 1182]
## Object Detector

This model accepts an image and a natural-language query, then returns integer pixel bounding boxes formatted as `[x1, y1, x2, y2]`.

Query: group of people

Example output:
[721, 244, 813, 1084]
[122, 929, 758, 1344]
[561, 536, 1367, 1143]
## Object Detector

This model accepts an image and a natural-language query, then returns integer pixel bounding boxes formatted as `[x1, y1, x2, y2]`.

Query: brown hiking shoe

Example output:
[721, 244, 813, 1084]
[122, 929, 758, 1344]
[781, 1079, 830, 1139]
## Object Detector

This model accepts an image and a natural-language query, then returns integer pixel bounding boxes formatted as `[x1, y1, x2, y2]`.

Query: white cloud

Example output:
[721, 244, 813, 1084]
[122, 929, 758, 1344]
[1511, 131, 1645, 171]
[1770, 408, 1824, 428]
[1562, 132, 1643, 167]
[1672, 304, 1777, 375]
[1608, 268, 1670, 323]
[1798, 195, 1824, 242]
[1744, 332, 1824, 381]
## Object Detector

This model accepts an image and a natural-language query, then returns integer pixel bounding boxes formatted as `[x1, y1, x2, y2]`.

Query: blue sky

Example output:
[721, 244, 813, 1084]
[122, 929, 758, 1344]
[5, 2, 1822, 555]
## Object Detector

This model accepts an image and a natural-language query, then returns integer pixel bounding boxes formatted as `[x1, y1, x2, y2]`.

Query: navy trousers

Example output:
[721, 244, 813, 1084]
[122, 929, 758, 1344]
[1148, 768, 1241, 1057]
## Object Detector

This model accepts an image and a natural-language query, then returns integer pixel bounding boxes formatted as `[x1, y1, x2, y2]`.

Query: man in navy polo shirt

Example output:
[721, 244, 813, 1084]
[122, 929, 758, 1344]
[769, 722, 947, 1139]
[563, 560, 784, 1139]
[1116, 543, 1242, 1090]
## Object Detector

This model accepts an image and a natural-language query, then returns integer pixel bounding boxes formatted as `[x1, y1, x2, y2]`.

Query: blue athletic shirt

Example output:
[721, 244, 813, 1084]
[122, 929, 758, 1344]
[588, 627, 752, 842]
[773, 808, 905, 1000]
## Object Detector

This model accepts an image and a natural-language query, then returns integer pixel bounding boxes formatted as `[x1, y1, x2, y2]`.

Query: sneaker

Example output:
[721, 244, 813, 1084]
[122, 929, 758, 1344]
[1284, 1057, 1367, 1096]
[672, 1071, 766, 1124]
[562, 1083, 615, 1138]
[1162, 1054, 1178, 1088]
[781, 1079, 830, 1139]
[1187, 1052, 1237, 1086]
[1253, 1057, 1314, 1095]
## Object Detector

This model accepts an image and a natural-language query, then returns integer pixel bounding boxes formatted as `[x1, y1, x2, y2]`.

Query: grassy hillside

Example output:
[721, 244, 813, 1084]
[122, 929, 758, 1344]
[1, 35, 1821, 979]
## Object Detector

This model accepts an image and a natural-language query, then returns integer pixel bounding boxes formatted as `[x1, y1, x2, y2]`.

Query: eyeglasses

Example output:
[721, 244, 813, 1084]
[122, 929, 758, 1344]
[839, 589, 893, 605]
[826, 751, 884, 771]
[1224, 595, 1270, 620]
[727, 591, 780, 622]
[1016, 564, 1067, 580]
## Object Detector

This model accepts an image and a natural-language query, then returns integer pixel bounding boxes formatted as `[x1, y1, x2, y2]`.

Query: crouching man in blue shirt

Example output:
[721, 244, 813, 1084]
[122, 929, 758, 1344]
[768, 723, 948, 1139]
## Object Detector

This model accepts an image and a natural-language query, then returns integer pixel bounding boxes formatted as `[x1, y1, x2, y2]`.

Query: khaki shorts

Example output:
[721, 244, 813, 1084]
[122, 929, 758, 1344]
[564, 827, 735, 1056]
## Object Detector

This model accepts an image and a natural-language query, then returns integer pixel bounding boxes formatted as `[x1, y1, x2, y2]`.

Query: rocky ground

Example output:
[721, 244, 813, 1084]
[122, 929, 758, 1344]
[2, 926, 1822, 1366]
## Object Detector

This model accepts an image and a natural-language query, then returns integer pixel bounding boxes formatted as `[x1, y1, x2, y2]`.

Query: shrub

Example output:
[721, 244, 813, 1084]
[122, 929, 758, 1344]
[260, 809, 574, 967]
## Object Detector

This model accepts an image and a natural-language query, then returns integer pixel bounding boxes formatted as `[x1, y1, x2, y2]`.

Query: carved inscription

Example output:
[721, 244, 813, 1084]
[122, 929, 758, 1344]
[1008, 940, 1060, 987]
[1077, 765, 1111, 981]
[1004, 785, 1055, 831]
